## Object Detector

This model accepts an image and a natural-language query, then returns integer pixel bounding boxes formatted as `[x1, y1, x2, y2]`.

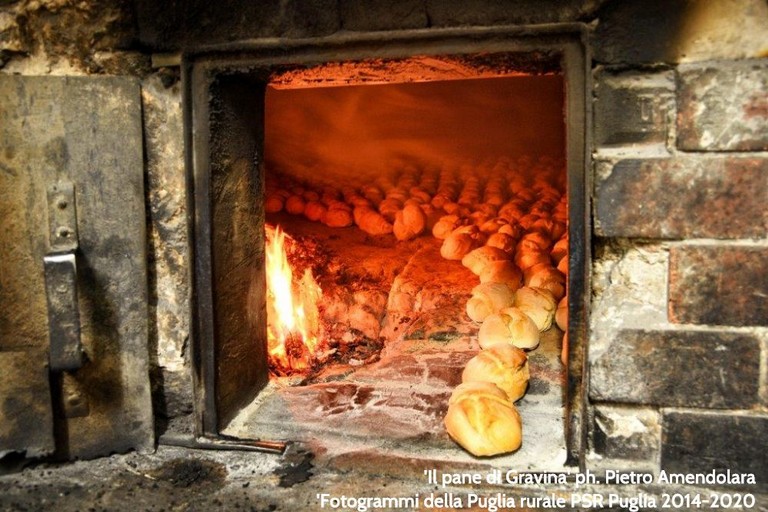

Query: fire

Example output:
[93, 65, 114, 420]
[265, 224, 323, 374]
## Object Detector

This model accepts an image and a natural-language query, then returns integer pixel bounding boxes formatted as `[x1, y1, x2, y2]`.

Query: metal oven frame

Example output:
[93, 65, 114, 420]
[183, 24, 592, 466]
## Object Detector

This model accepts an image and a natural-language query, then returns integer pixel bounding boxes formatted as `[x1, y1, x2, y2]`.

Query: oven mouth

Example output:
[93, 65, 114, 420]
[187, 26, 590, 469]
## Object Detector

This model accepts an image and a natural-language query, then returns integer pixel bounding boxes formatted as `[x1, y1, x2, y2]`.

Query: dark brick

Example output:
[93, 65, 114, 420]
[136, 0, 341, 49]
[340, 0, 427, 31]
[669, 245, 768, 327]
[590, 329, 760, 408]
[678, 59, 768, 151]
[592, 0, 690, 65]
[280, 0, 340, 38]
[662, 411, 768, 485]
[425, 0, 600, 27]
[136, 0, 282, 49]
[594, 70, 674, 147]
[594, 157, 768, 239]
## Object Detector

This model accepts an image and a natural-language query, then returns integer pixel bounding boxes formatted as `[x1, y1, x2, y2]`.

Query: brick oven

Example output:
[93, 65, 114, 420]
[1, 0, 766, 501]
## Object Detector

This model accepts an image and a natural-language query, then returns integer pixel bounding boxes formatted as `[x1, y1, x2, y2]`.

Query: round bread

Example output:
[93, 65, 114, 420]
[393, 203, 427, 241]
[444, 382, 523, 457]
[440, 227, 477, 260]
[465, 282, 516, 323]
[285, 195, 306, 215]
[462, 246, 509, 276]
[514, 286, 557, 331]
[462, 344, 530, 402]
[478, 307, 540, 350]
[478, 260, 523, 290]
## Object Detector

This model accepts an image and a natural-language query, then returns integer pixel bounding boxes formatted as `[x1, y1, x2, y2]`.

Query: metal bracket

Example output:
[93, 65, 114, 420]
[44, 181, 83, 371]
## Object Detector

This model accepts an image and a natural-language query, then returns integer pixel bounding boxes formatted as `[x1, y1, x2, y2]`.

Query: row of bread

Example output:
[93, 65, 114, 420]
[263, 158, 566, 241]
[443, 283, 567, 457]
[440, 168, 569, 457]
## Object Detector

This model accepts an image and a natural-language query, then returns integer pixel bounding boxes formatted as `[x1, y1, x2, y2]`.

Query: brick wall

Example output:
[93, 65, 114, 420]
[590, 2, 768, 480]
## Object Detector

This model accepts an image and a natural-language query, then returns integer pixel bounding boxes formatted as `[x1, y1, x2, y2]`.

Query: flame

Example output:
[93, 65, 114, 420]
[265, 224, 323, 374]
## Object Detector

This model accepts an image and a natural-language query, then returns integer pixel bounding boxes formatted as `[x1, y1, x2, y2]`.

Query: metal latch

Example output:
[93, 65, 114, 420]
[43, 181, 83, 372]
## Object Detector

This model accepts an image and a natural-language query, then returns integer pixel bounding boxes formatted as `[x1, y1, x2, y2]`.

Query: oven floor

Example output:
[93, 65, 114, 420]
[224, 218, 567, 471]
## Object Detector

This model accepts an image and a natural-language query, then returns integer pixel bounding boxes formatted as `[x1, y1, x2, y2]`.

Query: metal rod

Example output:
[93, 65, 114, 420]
[159, 433, 288, 455]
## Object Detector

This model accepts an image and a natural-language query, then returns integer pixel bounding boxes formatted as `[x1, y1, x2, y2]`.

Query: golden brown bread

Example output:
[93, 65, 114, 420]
[550, 237, 568, 263]
[444, 381, 523, 457]
[525, 266, 566, 301]
[478, 260, 523, 290]
[478, 307, 540, 350]
[486, 232, 517, 254]
[462, 344, 530, 402]
[465, 282, 516, 323]
[440, 226, 478, 260]
[432, 214, 462, 239]
[514, 243, 550, 270]
[462, 246, 509, 276]
[514, 286, 557, 331]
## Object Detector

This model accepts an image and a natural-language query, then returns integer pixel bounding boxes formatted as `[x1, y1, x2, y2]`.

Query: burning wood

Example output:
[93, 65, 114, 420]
[265, 224, 325, 375]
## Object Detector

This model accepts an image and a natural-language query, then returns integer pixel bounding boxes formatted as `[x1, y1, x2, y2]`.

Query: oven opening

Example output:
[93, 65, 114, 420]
[197, 51, 584, 470]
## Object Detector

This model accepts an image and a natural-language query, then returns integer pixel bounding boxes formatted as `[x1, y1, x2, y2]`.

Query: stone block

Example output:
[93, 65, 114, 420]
[340, 0, 427, 31]
[425, 0, 599, 27]
[661, 411, 768, 484]
[593, 0, 768, 65]
[281, 0, 340, 38]
[594, 69, 675, 147]
[594, 157, 768, 239]
[593, 405, 660, 462]
[678, 59, 768, 151]
[669, 245, 768, 327]
[590, 329, 760, 408]
[135, 0, 283, 50]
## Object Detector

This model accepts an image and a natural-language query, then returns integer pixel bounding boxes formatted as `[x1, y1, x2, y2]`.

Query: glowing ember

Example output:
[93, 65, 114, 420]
[265, 224, 323, 374]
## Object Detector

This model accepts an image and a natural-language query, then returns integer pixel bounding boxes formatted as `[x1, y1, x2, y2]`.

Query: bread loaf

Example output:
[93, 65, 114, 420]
[557, 255, 568, 275]
[303, 200, 326, 222]
[478, 307, 540, 350]
[550, 237, 568, 263]
[486, 232, 516, 254]
[498, 222, 523, 240]
[444, 381, 523, 456]
[321, 208, 353, 228]
[285, 195, 306, 215]
[514, 244, 550, 270]
[354, 207, 393, 235]
[462, 344, 530, 402]
[465, 282, 516, 323]
[432, 215, 462, 239]
[525, 266, 566, 301]
[378, 198, 402, 222]
[513, 286, 556, 331]
[478, 260, 522, 290]
[440, 227, 477, 260]
[461, 246, 509, 276]
[393, 203, 427, 241]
